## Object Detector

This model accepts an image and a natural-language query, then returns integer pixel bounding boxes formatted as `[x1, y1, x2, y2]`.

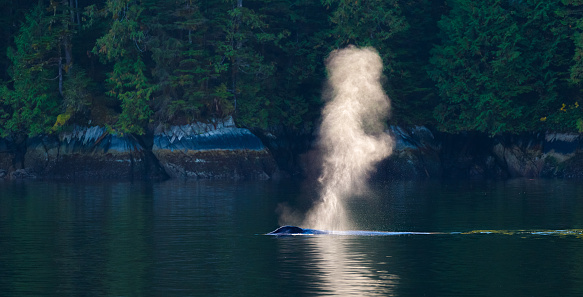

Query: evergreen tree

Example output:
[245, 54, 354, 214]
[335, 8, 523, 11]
[543, 0, 583, 131]
[4, 0, 583, 137]
[429, 0, 571, 134]
[560, 0, 583, 84]
[322, 0, 412, 126]
[253, 0, 330, 131]
[388, 0, 445, 125]
[323, 0, 408, 69]
[92, 0, 156, 134]
[145, 0, 211, 123]
[0, 4, 64, 136]
[213, 0, 289, 128]
[0, 0, 37, 82]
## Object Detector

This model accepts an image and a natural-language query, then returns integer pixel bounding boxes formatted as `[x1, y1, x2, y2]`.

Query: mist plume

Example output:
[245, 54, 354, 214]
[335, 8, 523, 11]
[298, 45, 394, 230]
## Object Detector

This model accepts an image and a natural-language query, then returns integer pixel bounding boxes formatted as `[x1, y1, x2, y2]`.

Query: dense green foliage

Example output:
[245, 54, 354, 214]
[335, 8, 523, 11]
[430, 0, 578, 134]
[2, 0, 583, 137]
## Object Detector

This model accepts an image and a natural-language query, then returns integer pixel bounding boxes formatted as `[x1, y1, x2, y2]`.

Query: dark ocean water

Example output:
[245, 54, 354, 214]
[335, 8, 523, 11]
[1, 178, 582, 296]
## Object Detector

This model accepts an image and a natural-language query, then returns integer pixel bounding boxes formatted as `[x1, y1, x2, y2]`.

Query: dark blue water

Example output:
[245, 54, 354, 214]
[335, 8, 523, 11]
[1, 179, 583, 296]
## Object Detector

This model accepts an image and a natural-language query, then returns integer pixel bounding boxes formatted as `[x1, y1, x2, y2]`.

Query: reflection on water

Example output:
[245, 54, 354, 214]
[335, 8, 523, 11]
[0, 182, 155, 296]
[1, 179, 583, 296]
[277, 236, 398, 296]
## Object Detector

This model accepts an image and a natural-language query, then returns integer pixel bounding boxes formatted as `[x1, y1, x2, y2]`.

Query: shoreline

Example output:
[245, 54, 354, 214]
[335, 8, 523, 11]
[1, 124, 583, 181]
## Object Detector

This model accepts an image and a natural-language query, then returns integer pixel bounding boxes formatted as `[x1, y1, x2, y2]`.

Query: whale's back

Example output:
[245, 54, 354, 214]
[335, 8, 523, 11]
[267, 225, 305, 235]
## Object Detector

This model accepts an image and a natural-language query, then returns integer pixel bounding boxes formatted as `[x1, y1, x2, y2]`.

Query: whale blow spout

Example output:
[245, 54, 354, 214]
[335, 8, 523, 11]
[302, 46, 394, 231]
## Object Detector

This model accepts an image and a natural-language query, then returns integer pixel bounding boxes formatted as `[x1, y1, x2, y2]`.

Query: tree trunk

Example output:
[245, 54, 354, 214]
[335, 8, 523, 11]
[58, 44, 63, 96]
[233, 0, 243, 111]
[69, 0, 74, 23]
[75, 0, 80, 26]
[65, 1, 73, 74]
[65, 37, 72, 68]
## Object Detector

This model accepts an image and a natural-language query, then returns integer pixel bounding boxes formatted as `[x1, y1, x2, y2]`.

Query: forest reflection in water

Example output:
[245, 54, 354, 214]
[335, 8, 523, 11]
[1, 179, 583, 296]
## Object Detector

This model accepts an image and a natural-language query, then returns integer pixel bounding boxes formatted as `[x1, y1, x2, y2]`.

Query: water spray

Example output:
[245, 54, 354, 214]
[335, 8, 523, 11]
[302, 45, 394, 230]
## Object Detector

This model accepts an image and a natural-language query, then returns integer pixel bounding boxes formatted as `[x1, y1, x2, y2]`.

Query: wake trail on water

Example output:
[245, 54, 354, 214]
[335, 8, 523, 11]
[266, 226, 583, 237]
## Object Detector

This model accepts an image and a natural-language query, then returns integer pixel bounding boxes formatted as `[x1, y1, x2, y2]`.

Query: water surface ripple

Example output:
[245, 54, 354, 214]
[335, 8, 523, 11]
[1, 179, 583, 296]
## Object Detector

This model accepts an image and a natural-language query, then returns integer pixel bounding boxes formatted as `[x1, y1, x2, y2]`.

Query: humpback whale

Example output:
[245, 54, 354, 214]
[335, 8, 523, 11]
[267, 226, 437, 236]
[267, 227, 583, 237]
[267, 226, 327, 235]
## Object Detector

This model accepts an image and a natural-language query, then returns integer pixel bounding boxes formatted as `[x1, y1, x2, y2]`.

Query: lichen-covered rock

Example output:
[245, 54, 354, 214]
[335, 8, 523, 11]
[375, 126, 441, 179]
[3, 121, 583, 181]
[491, 132, 583, 178]
[253, 127, 313, 178]
[9, 169, 36, 179]
[152, 118, 277, 179]
[492, 134, 545, 178]
[24, 126, 150, 180]
[540, 132, 583, 178]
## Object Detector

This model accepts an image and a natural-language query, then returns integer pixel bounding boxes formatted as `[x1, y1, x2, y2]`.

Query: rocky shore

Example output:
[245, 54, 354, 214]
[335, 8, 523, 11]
[375, 127, 583, 180]
[1, 119, 582, 180]
[0, 118, 276, 180]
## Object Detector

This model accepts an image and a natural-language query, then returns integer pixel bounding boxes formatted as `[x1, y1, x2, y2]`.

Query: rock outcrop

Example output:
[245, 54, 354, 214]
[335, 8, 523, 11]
[377, 129, 583, 180]
[1, 121, 583, 180]
[0, 118, 277, 180]
[152, 118, 277, 179]
[24, 126, 153, 180]
[375, 126, 442, 179]
[493, 132, 583, 178]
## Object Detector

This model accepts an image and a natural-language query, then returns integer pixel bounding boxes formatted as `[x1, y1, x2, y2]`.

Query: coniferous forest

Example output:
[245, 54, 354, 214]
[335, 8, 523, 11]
[2, 0, 583, 138]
